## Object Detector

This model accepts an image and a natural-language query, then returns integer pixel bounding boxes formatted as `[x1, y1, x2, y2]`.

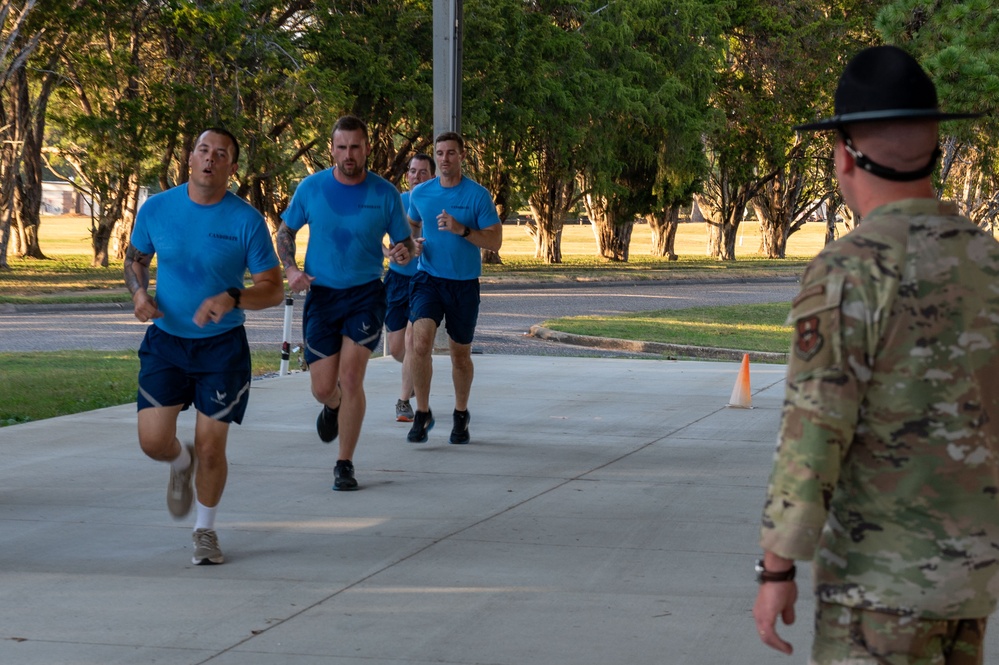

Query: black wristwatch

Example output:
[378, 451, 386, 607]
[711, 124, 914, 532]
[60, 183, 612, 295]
[226, 287, 242, 309]
[755, 559, 796, 584]
[461, 224, 472, 238]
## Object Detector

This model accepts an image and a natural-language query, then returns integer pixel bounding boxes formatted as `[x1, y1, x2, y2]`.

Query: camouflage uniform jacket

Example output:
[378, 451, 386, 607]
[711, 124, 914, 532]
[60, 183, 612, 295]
[760, 198, 999, 618]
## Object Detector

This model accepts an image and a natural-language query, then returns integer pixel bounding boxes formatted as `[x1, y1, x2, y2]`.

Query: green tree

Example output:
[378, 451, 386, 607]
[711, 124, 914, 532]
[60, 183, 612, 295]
[574, 0, 723, 262]
[0, 0, 41, 268]
[1, 0, 85, 265]
[876, 0, 999, 232]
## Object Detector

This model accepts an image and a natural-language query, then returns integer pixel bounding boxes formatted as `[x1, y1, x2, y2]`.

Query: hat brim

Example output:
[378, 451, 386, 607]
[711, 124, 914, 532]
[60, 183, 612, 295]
[794, 108, 983, 131]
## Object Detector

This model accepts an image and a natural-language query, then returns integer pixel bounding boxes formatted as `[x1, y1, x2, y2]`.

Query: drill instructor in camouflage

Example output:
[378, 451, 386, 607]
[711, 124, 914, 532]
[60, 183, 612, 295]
[753, 46, 999, 664]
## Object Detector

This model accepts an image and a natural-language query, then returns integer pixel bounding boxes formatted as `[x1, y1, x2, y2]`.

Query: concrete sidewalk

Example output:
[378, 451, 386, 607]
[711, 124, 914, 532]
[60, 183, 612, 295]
[2, 355, 992, 664]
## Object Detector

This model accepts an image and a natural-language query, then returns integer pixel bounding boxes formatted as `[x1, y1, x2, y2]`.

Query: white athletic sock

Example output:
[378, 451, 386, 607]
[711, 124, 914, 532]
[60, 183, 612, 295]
[194, 501, 217, 531]
[170, 443, 192, 471]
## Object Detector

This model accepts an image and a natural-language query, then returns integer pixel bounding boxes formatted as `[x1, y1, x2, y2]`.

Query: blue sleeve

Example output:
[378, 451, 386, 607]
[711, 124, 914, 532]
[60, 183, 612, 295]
[246, 215, 280, 275]
[475, 187, 501, 229]
[130, 206, 154, 254]
[387, 189, 410, 244]
[281, 178, 311, 231]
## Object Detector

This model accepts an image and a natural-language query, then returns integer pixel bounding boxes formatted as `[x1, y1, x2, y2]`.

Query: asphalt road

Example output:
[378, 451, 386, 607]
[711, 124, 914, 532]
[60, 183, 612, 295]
[0, 279, 801, 357]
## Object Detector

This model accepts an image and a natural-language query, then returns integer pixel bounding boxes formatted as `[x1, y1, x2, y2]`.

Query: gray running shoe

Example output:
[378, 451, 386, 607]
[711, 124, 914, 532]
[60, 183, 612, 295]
[192, 528, 224, 565]
[395, 399, 415, 422]
[167, 444, 196, 519]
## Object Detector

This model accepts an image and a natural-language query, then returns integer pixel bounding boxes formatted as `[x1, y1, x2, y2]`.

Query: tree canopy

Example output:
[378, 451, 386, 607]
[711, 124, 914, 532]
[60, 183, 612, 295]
[2, 0, 996, 268]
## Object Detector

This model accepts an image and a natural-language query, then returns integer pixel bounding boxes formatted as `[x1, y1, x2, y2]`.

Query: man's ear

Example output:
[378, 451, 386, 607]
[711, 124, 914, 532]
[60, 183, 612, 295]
[834, 139, 854, 175]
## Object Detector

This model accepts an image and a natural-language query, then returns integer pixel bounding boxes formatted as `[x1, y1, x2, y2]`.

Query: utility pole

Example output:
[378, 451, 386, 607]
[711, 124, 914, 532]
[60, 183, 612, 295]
[433, 0, 462, 138]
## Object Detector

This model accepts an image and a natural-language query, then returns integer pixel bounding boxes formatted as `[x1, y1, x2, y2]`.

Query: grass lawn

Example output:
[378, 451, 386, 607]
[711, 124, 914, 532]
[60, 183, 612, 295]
[1, 214, 828, 300]
[1, 213, 824, 424]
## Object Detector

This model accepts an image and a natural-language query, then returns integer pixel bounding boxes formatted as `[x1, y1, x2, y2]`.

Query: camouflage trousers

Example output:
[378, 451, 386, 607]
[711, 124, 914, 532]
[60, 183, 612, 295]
[811, 602, 987, 665]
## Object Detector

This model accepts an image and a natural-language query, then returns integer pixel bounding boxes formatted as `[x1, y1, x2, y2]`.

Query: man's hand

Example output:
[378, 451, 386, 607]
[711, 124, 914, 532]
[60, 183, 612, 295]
[436, 209, 460, 234]
[285, 265, 315, 295]
[387, 242, 411, 266]
[193, 291, 237, 328]
[131, 290, 163, 323]
[753, 580, 797, 655]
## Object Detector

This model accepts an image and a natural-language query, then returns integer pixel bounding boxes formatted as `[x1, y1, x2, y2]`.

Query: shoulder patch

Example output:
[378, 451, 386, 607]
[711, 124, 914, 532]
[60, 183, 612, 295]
[795, 316, 824, 361]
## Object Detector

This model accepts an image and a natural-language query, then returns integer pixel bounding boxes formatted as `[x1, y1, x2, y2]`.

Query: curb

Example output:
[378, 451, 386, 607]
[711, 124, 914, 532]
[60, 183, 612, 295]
[528, 325, 788, 364]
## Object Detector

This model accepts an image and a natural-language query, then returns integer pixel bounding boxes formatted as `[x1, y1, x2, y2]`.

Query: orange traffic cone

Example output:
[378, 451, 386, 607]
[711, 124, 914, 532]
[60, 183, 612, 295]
[728, 353, 752, 409]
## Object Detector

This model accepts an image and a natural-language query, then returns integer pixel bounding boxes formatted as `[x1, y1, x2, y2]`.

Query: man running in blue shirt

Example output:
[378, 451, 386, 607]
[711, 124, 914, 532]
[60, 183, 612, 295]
[125, 127, 283, 565]
[276, 115, 414, 491]
[384, 153, 435, 422]
[406, 132, 503, 445]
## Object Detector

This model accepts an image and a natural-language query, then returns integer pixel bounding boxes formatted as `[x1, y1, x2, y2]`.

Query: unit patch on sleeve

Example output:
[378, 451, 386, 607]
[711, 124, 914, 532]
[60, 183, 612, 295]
[795, 316, 824, 361]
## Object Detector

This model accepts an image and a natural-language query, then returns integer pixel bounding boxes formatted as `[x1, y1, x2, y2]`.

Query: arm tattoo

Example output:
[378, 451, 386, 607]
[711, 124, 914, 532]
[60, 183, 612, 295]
[123, 244, 152, 295]
[276, 224, 299, 270]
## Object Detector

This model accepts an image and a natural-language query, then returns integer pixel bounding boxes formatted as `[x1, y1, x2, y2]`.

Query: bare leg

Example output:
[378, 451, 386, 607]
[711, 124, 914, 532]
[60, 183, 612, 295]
[410, 318, 436, 412]
[334, 338, 372, 461]
[449, 338, 474, 412]
[137, 404, 186, 462]
[192, 412, 231, 507]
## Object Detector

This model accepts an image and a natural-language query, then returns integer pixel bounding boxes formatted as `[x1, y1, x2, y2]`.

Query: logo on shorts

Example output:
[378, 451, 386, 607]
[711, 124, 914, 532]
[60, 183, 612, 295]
[212, 390, 228, 406]
[361, 322, 371, 333]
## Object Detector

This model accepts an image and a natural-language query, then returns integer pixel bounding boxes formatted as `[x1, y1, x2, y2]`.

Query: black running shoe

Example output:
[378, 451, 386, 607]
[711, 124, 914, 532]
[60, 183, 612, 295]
[407, 409, 435, 443]
[450, 409, 471, 445]
[317, 404, 339, 443]
[333, 459, 358, 491]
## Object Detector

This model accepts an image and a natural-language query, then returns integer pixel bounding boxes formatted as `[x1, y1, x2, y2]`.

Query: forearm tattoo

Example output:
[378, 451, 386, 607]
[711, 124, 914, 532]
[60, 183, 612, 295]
[123, 244, 152, 295]
[276, 224, 298, 270]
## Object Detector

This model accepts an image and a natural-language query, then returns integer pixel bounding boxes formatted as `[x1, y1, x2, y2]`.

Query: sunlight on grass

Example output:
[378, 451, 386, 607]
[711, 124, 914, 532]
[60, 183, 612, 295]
[543, 302, 794, 353]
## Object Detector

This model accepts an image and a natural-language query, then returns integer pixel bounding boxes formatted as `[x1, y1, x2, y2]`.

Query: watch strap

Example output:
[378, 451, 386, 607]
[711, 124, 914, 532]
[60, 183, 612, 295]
[755, 559, 796, 583]
[226, 287, 242, 309]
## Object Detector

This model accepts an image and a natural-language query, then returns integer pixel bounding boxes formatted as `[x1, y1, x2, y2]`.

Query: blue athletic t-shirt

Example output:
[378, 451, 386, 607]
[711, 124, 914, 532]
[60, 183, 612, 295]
[282, 168, 410, 289]
[407, 176, 501, 280]
[130, 185, 279, 339]
[387, 190, 418, 278]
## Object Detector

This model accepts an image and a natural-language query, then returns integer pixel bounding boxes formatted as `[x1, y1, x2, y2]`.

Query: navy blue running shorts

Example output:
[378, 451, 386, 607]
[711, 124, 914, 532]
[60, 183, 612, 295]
[383, 269, 413, 333]
[409, 271, 480, 346]
[303, 280, 387, 362]
[137, 325, 251, 424]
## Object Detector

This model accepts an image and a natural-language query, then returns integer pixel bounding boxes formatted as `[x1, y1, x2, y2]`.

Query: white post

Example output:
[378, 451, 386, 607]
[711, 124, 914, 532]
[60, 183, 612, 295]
[279, 295, 294, 376]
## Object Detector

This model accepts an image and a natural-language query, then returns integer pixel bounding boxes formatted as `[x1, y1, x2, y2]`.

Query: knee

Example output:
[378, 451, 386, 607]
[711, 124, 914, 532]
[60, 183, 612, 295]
[410, 335, 433, 357]
[312, 383, 340, 405]
[450, 348, 473, 372]
[388, 333, 406, 363]
[194, 441, 226, 471]
[138, 435, 175, 461]
[390, 346, 405, 363]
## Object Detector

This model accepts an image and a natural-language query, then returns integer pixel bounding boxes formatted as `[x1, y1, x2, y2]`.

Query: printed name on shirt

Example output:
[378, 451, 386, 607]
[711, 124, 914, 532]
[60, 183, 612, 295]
[209, 233, 239, 242]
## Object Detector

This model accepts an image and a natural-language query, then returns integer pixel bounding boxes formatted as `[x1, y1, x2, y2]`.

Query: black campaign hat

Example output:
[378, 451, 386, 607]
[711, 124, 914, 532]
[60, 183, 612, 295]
[794, 45, 982, 131]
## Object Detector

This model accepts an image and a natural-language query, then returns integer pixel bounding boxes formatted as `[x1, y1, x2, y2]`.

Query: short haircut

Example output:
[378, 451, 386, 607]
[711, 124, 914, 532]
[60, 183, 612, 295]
[332, 115, 369, 141]
[410, 153, 436, 175]
[434, 131, 464, 151]
[200, 127, 240, 163]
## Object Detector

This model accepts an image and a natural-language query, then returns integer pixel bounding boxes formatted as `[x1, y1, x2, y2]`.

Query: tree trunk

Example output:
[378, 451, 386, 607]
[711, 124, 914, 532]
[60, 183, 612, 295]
[755, 201, 788, 259]
[697, 191, 750, 261]
[525, 207, 564, 264]
[581, 190, 634, 262]
[91, 192, 127, 267]
[112, 173, 141, 260]
[11, 64, 53, 260]
[646, 207, 679, 260]
[13, 174, 47, 259]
